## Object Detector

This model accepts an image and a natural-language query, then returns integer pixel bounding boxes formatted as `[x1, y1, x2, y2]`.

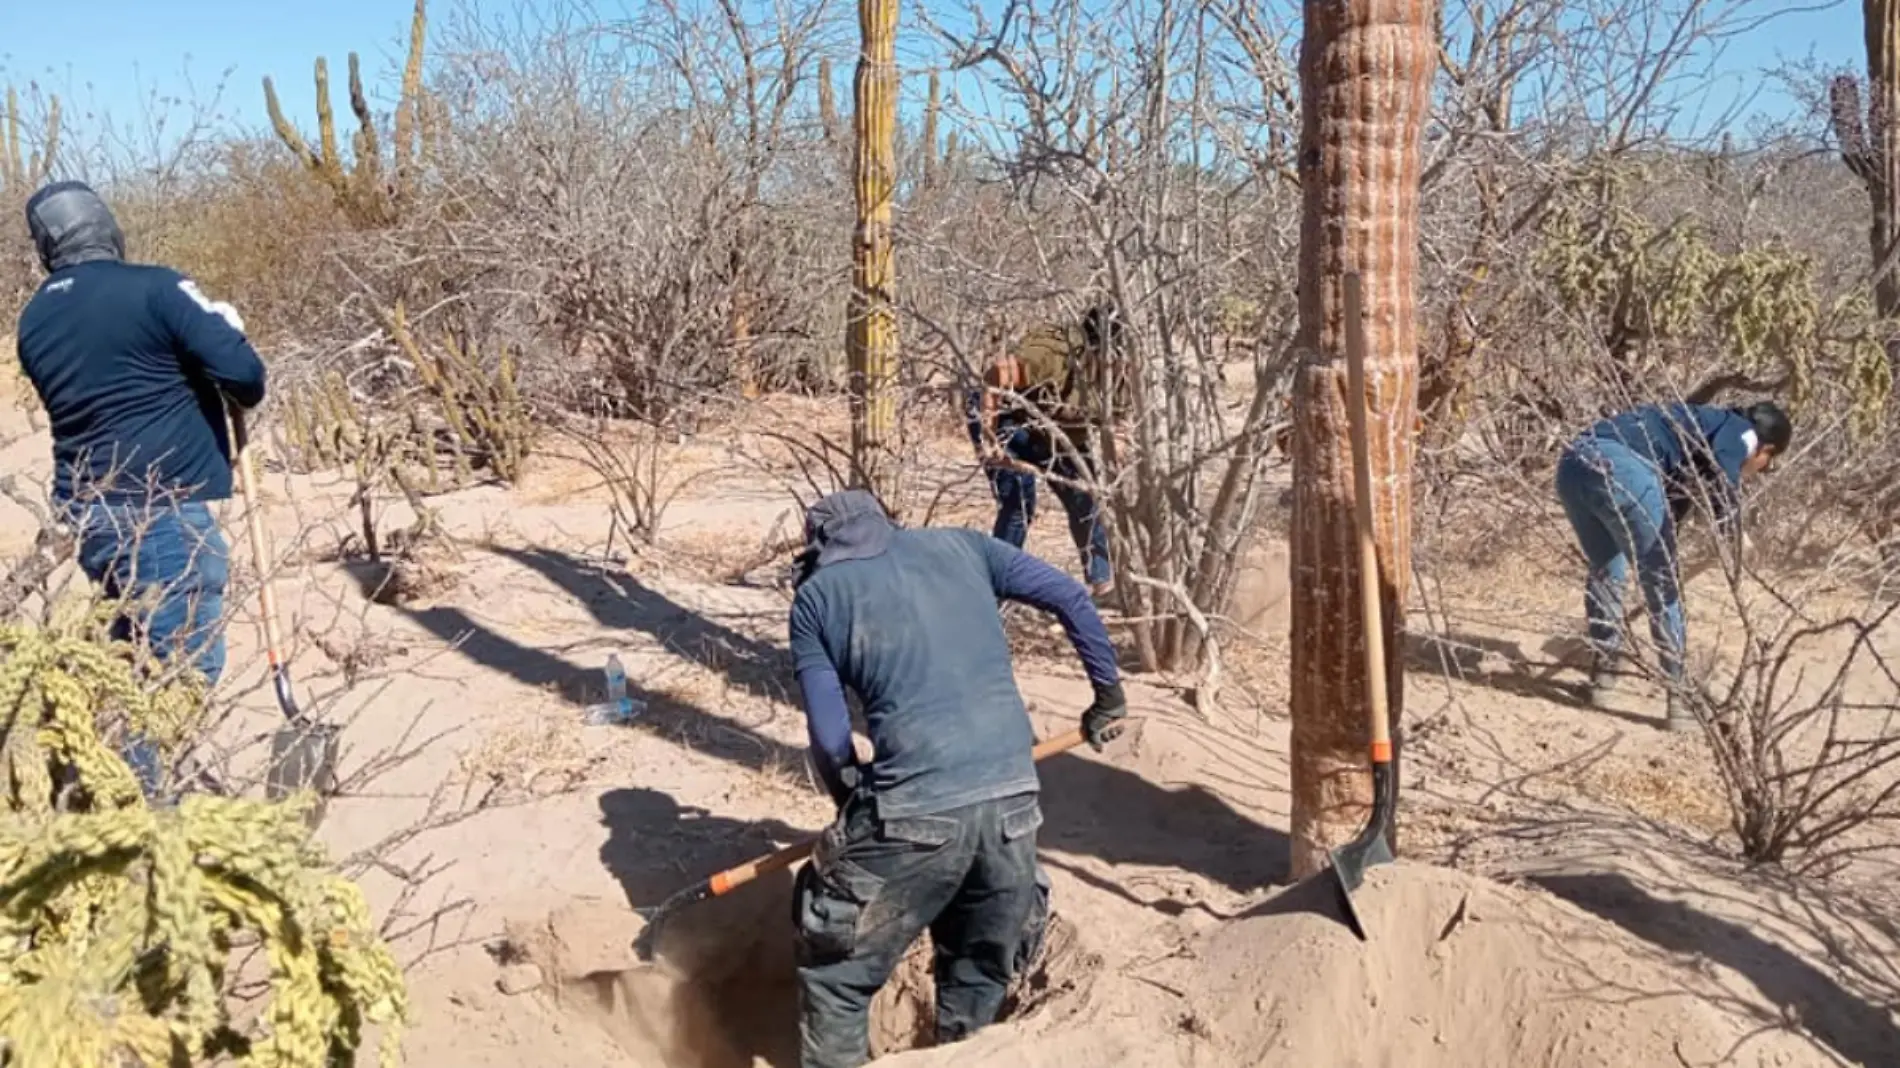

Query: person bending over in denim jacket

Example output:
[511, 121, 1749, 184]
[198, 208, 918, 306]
[1554, 399, 1790, 730]
[786, 489, 1125, 1068]
[14, 181, 266, 792]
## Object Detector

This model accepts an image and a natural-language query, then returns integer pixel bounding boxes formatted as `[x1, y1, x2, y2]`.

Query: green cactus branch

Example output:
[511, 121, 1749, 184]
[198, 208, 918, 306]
[261, 0, 430, 226]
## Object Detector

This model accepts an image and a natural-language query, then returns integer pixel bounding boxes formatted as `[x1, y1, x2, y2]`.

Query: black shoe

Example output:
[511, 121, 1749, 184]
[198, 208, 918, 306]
[1664, 689, 1697, 733]
[1584, 656, 1619, 708]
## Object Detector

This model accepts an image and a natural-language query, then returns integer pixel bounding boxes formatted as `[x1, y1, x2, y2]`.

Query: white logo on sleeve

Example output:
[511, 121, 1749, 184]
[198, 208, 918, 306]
[178, 279, 245, 333]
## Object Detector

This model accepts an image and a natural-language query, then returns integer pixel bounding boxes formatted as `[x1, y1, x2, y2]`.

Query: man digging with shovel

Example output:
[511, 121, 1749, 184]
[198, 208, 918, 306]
[786, 489, 1126, 1068]
[14, 181, 265, 797]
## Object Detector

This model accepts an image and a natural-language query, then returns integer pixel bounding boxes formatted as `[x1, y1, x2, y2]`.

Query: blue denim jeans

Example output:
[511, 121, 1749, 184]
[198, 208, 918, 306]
[65, 499, 230, 794]
[794, 790, 1050, 1068]
[964, 393, 1112, 587]
[1555, 438, 1685, 681]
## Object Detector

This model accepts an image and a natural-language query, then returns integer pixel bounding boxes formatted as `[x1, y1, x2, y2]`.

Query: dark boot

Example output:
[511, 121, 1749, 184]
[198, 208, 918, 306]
[1584, 654, 1619, 708]
[1664, 688, 1697, 734]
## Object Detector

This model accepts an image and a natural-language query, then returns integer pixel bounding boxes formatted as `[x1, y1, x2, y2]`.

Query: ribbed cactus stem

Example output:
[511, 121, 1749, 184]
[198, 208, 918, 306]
[314, 59, 344, 190]
[2, 86, 59, 193]
[818, 56, 840, 143]
[921, 71, 940, 188]
[262, 0, 428, 226]
[848, 0, 902, 509]
[3, 87, 17, 190]
[394, 0, 429, 200]
[1286, 0, 1432, 878]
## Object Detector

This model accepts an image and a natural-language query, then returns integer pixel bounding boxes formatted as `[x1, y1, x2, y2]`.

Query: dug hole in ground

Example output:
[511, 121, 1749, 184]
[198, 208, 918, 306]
[2, 391, 1890, 1067]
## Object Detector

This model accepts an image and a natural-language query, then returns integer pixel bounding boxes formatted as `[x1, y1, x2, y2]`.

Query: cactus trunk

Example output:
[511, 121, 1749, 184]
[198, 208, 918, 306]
[3, 86, 60, 194]
[1870, 0, 1900, 373]
[263, 0, 428, 227]
[818, 56, 840, 145]
[921, 71, 940, 189]
[848, 0, 901, 508]
[1286, 0, 1434, 879]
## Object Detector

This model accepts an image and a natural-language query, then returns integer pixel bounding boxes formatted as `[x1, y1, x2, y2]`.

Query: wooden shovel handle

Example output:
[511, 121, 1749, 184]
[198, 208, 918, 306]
[228, 406, 287, 667]
[1342, 275, 1392, 759]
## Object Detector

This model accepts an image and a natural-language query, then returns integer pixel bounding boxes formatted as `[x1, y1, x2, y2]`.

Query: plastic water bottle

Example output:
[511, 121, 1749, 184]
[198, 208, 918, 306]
[585, 653, 645, 725]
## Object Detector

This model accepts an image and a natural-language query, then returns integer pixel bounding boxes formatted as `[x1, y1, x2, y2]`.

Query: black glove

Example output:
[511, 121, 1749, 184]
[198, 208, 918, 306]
[1081, 680, 1127, 751]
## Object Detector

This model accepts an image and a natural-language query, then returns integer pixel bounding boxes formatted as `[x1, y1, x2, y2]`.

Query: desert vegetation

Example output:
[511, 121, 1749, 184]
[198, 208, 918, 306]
[4, 0, 1900, 1062]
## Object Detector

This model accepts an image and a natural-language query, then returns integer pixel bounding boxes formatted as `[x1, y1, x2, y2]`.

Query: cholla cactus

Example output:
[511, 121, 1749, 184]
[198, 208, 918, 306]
[0, 619, 408, 1067]
[386, 302, 532, 484]
[1535, 170, 1888, 435]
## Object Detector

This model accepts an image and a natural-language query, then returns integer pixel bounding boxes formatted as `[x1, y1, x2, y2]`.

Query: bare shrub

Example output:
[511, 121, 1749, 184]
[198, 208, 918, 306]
[1686, 585, 1900, 875]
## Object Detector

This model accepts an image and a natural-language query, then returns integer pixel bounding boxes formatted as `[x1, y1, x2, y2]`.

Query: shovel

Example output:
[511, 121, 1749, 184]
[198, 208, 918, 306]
[229, 405, 340, 827]
[1327, 272, 1399, 942]
[633, 725, 1096, 961]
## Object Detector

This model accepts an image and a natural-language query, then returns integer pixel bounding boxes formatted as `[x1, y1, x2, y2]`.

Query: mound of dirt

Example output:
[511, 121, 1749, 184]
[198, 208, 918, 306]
[1189, 862, 1832, 1065]
[886, 862, 1837, 1067]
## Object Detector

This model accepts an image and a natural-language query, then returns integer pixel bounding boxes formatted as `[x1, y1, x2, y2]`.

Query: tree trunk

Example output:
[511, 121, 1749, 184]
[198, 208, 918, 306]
[1287, 0, 1434, 879]
[848, 0, 902, 508]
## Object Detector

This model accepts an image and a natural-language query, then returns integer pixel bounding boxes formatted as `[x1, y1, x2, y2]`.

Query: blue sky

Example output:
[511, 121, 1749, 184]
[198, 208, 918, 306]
[0, 0, 422, 150]
[0, 0, 1868, 159]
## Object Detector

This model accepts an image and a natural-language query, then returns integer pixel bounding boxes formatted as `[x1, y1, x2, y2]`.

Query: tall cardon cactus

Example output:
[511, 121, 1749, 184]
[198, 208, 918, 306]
[1286, 0, 1436, 878]
[848, 0, 902, 508]
[1, 86, 59, 194]
[262, 0, 431, 226]
[1832, 0, 1900, 378]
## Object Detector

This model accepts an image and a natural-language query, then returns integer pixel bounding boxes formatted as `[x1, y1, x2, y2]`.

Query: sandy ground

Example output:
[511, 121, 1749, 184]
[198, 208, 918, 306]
[3, 380, 1898, 1066]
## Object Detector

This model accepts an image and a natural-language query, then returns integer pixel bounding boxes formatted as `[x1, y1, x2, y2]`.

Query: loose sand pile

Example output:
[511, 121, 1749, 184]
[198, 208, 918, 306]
[884, 862, 1839, 1067]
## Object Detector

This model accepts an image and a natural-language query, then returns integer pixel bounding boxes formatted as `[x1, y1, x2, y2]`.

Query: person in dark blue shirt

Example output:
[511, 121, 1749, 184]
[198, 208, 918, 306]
[14, 181, 267, 790]
[1555, 400, 1790, 730]
[786, 489, 1124, 1068]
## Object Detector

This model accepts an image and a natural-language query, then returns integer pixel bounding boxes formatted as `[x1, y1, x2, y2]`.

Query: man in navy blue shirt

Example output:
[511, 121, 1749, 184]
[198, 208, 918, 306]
[786, 489, 1124, 1068]
[15, 181, 267, 788]
[1555, 399, 1790, 730]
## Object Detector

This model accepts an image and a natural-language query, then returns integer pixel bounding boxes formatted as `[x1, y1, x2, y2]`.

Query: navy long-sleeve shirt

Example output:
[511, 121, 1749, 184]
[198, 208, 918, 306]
[789, 527, 1119, 814]
[1582, 402, 1757, 535]
[16, 261, 267, 505]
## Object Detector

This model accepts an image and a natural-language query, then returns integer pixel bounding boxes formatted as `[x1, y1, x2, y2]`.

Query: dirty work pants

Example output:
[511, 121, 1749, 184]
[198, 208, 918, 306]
[65, 499, 230, 796]
[1554, 438, 1685, 682]
[794, 790, 1050, 1068]
[964, 395, 1042, 543]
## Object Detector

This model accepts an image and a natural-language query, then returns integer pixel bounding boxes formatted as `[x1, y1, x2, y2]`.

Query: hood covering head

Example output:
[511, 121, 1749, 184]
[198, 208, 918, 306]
[794, 489, 895, 583]
[25, 181, 125, 272]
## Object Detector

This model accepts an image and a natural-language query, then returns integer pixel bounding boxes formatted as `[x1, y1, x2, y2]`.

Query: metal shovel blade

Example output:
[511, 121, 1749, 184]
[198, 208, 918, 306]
[267, 721, 341, 828]
[1327, 825, 1394, 942]
[1326, 759, 1397, 942]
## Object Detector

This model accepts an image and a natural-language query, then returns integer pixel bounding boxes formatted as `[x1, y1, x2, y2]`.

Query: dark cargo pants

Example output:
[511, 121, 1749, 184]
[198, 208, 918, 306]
[793, 790, 1050, 1068]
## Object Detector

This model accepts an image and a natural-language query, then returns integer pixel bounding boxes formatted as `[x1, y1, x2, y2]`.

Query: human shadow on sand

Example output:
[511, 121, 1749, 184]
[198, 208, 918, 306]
[388, 597, 808, 776]
[1035, 749, 1291, 905]
[1532, 871, 1900, 1067]
[1405, 629, 1665, 730]
[496, 545, 789, 701]
[594, 787, 807, 1068]
[389, 545, 1292, 901]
